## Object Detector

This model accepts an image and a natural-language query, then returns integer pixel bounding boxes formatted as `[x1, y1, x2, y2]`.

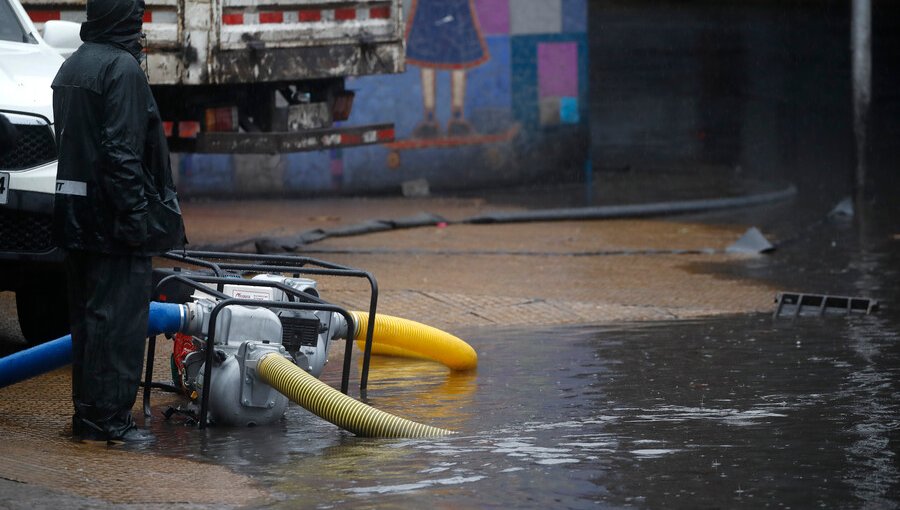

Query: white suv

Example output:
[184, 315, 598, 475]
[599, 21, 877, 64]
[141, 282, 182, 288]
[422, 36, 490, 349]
[0, 0, 80, 342]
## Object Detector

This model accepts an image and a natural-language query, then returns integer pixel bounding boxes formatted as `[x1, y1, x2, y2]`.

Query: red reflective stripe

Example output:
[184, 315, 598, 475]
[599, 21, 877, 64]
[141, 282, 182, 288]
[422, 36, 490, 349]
[340, 132, 362, 145]
[298, 9, 321, 22]
[259, 11, 283, 23]
[376, 128, 395, 141]
[369, 6, 390, 19]
[205, 107, 237, 132]
[334, 8, 356, 20]
[143, 11, 152, 22]
[297, 10, 322, 21]
[178, 121, 201, 139]
[28, 10, 60, 22]
[162, 121, 174, 138]
[222, 13, 243, 25]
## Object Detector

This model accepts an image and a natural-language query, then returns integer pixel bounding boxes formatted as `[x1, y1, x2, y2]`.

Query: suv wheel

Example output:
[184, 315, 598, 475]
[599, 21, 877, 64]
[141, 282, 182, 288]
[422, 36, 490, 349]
[16, 276, 70, 344]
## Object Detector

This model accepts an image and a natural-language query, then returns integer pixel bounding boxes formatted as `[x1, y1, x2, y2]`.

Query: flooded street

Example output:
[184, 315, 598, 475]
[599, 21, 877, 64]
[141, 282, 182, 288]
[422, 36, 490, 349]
[146, 311, 899, 508]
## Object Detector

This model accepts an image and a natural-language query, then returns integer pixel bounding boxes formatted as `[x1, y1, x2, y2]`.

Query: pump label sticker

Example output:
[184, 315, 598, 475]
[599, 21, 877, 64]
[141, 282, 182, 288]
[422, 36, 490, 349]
[231, 290, 272, 301]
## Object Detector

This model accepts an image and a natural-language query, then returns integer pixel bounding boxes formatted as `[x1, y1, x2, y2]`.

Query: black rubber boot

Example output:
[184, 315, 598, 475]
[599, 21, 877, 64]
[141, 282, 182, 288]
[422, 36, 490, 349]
[108, 425, 156, 444]
[72, 413, 155, 445]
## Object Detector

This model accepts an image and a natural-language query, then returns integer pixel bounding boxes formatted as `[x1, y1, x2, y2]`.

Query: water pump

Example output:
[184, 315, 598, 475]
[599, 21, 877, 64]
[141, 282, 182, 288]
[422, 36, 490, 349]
[172, 274, 349, 426]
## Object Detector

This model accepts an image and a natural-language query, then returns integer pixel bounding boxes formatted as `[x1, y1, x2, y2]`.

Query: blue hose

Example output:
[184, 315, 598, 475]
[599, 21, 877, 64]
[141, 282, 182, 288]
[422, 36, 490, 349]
[147, 301, 186, 336]
[0, 302, 185, 389]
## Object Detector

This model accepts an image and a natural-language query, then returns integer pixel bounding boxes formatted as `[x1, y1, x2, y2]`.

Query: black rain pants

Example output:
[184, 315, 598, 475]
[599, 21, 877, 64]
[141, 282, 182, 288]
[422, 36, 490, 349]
[66, 250, 151, 438]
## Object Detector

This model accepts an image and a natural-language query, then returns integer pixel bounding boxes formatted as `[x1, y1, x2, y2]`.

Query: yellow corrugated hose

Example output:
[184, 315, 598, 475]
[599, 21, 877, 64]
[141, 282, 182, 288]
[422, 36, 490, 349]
[351, 311, 478, 371]
[257, 353, 455, 438]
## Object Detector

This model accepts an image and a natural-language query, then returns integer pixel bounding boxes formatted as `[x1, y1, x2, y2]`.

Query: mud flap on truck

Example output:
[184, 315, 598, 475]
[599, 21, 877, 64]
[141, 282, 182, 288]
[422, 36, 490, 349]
[191, 123, 395, 154]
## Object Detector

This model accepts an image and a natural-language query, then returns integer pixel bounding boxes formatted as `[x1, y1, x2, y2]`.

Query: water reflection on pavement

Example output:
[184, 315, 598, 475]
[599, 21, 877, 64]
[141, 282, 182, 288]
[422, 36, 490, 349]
[152, 309, 899, 509]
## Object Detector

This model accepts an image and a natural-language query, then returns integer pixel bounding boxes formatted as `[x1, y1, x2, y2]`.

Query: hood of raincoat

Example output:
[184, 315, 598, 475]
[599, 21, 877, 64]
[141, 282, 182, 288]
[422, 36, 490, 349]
[80, 0, 145, 59]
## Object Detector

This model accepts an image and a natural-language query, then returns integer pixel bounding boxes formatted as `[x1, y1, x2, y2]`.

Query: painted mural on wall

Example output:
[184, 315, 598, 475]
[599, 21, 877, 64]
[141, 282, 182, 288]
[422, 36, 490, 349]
[406, 0, 489, 137]
[178, 0, 588, 196]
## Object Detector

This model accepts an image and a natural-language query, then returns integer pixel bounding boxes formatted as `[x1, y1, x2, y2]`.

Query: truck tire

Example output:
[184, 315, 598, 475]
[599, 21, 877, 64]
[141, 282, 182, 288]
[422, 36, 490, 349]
[16, 277, 70, 344]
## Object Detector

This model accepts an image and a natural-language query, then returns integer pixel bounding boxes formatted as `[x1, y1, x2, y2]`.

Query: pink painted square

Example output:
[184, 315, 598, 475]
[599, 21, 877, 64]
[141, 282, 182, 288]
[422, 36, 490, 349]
[537, 41, 578, 98]
[474, 0, 509, 35]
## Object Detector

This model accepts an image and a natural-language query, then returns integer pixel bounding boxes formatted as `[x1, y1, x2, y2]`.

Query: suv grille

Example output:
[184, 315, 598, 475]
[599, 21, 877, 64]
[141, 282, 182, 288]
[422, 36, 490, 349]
[0, 209, 54, 252]
[0, 124, 57, 170]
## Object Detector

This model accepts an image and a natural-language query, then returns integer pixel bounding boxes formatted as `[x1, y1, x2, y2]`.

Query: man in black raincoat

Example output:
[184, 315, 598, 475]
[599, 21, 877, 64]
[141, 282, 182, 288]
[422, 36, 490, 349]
[52, 0, 186, 443]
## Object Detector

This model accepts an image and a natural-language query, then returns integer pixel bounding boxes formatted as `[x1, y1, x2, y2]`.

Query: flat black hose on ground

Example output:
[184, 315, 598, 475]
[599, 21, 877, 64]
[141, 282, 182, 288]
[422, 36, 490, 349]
[463, 186, 797, 224]
[231, 185, 796, 253]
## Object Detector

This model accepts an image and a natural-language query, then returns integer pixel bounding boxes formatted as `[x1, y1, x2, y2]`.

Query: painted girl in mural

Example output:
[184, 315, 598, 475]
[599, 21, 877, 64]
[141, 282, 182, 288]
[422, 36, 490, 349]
[405, 0, 489, 138]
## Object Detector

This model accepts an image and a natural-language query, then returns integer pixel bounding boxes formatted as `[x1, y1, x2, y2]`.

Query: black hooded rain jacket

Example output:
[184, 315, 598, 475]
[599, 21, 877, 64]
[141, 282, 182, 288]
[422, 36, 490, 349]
[51, 3, 185, 255]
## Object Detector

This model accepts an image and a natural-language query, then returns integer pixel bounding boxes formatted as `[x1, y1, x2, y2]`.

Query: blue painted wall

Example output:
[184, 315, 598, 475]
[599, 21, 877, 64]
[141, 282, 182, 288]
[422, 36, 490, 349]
[178, 0, 589, 196]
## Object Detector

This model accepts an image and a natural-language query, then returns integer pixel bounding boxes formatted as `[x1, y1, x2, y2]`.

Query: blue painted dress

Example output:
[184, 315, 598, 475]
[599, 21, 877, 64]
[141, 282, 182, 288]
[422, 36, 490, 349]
[405, 0, 489, 69]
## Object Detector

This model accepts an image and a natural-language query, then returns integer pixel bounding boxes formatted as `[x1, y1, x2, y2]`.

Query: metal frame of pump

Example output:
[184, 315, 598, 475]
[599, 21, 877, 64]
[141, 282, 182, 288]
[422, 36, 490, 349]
[143, 250, 381, 429]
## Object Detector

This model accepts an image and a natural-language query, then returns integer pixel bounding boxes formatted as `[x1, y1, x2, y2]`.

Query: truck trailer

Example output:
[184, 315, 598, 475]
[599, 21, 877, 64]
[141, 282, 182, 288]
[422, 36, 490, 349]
[27, 0, 404, 153]
[1, 0, 404, 343]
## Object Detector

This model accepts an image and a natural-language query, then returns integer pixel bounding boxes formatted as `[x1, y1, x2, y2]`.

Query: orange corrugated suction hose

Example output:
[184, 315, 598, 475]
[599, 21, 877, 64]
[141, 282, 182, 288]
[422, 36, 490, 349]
[350, 311, 478, 371]
[257, 353, 454, 438]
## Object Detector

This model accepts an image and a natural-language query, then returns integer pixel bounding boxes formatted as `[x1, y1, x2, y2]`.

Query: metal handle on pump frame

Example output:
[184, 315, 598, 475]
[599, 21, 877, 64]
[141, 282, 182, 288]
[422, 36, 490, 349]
[160, 250, 380, 395]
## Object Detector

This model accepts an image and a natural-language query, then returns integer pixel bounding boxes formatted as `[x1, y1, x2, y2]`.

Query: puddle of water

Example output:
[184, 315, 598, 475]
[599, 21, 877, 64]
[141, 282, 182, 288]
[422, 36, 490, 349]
[148, 310, 900, 509]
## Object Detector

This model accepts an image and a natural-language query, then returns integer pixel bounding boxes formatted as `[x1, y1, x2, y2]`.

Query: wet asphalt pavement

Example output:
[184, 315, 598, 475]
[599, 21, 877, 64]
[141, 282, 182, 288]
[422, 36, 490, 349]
[111, 189, 898, 509]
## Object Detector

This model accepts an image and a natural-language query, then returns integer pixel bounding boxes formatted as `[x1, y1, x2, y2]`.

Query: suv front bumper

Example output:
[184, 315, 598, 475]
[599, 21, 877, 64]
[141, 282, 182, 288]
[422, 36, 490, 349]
[0, 161, 62, 265]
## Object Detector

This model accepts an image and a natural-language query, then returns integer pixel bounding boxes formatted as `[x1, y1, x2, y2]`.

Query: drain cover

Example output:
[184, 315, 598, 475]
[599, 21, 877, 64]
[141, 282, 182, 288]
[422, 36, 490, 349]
[774, 292, 878, 318]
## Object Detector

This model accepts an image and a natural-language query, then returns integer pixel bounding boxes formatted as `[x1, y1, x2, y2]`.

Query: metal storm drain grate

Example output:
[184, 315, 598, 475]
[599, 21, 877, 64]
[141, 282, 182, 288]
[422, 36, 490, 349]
[774, 292, 879, 318]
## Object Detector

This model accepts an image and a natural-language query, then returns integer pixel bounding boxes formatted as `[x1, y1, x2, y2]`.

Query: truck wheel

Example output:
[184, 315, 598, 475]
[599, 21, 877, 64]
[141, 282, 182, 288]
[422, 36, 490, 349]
[16, 279, 70, 344]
